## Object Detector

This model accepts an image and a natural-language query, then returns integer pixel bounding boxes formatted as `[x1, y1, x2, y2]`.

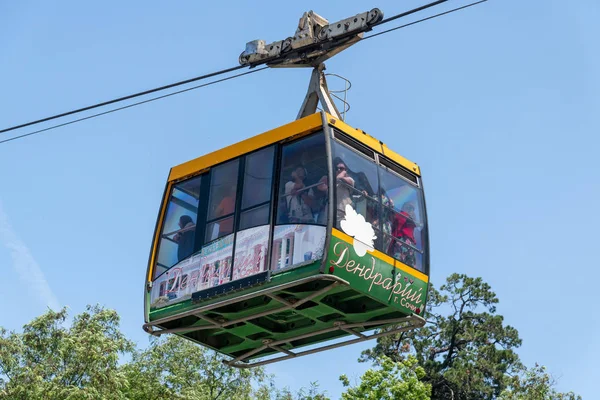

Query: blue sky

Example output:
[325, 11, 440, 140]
[1, 0, 598, 398]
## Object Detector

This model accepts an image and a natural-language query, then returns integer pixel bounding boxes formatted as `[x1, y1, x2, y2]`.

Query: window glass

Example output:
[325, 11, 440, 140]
[205, 159, 239, 243]
[207, 159, 239, 221]
[205, 216, 234, 243]
[154, 176, 202, 279]
[332, 141, 379, 229]
[242, 147, 274, 209]
[378, 165, 425, 271]
[240, 204, 270, 231]
[276, 133, 328, 225]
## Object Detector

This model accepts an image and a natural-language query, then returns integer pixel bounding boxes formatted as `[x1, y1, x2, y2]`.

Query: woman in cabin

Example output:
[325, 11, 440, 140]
[173, 215, 195, 262]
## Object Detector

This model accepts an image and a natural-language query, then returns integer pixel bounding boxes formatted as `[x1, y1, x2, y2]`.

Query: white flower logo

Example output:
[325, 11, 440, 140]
[340, 204, 376, 257]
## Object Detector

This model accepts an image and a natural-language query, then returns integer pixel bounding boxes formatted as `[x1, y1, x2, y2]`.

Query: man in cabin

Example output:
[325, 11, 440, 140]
[285, 165, 316, 223]
[173, 215, 195, 261]
[333, 157, 355, 224]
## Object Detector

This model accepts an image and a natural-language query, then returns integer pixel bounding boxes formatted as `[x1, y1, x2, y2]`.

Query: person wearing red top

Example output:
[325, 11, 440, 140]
[388, 202, 417, 267]
[215, 186, 236, 236]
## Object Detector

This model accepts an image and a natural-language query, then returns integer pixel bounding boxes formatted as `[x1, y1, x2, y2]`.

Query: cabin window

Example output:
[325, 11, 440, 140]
[331, 141, 379, 232]
[276, 133, 328, 225]
[205, 159, 240, 243]
[331, 132, 426, 272]
[153, 175, 202, 279]
[271, 132, 327, 272]
[378, 165, 425, 271]
[239, 146, 275, 230]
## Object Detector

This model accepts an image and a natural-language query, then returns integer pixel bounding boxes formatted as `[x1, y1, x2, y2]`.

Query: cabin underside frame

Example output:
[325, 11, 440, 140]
[144, 272, 425, 367]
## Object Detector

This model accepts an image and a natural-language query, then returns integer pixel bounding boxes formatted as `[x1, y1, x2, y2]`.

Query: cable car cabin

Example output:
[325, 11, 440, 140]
[143, 112, 429, 367]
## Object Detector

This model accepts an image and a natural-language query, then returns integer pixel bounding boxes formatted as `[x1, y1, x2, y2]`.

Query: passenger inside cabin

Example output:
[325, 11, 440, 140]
[366, 189, 393, 249]
[388, 202, 417, 267]
[353, 171, 375, 198]
[350, 170, 376, 223]
[215, 185, 236, 236]
[173, 215, 195, 261]
[215, 185, 236, 217]
[334, 157, 355, 223]
[314, 175, 329, 225]
[285, 165, 316, 223]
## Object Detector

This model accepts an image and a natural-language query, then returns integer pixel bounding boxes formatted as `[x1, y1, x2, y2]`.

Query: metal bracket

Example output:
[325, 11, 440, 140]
[297, 64, 342, 120]
[143, 274, 349, 336]
[143, 273, 426, 369]
[224, 314, 426, 368]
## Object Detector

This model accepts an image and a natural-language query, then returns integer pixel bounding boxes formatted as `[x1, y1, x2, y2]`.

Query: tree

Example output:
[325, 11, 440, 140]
[499, 364, 581, 400]
[0, 305, 322, 400]
[361, 274, 523, 399]
[273, 382, 330, 400]
[1, 297, 581, 400]
[339, 356, 431, 400]
[0, 305, 134, 400]
[122, 335, 271, 400]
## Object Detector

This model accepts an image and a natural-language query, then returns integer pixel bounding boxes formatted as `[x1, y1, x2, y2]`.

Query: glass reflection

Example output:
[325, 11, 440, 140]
[331, 136, 427, 273]
[207, 160, 239, 221]
[276, 133, 328, 225]
[240, 204, 270, 231]
[379, 165, 425, 271]
[332, 142, 379, 228]
[205, 216, 234, 243]
[242, 147, 274, 209]
[155, 176, 202, 279]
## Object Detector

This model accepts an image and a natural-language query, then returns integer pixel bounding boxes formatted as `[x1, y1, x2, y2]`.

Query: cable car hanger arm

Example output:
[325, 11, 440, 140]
[296, 63, 341, 120]
[238, 3, 450, 120]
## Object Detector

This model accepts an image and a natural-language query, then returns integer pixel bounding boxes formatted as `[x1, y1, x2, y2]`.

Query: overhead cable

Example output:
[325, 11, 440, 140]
[0, 67, 268, 145]
[365, 0, 488, 40]
[373, 0, 450, 27]
[0, 65, 246, 135]
[0, 0, 489, 144]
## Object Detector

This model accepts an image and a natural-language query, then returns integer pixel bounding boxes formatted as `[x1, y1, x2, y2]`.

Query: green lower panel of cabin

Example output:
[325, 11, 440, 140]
[146, 232, 428, 362]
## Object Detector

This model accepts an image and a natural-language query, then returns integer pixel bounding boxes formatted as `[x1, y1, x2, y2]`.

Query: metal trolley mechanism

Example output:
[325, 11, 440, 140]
[239, 9, 383, 69]
[240, 9, 383, 121]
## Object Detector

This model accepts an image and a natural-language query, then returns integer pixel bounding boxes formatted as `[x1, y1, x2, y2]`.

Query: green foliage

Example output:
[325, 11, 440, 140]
[0, 305, 134, 400]
[273, 382, 330, 400]
[339, 356, 431, 400]
[361, 274, 523, 399]
[0, 275, 582, 400]
[122, 335, 270, 400]
[0, 306, 322, 400]
[500, 364, 582, 400]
